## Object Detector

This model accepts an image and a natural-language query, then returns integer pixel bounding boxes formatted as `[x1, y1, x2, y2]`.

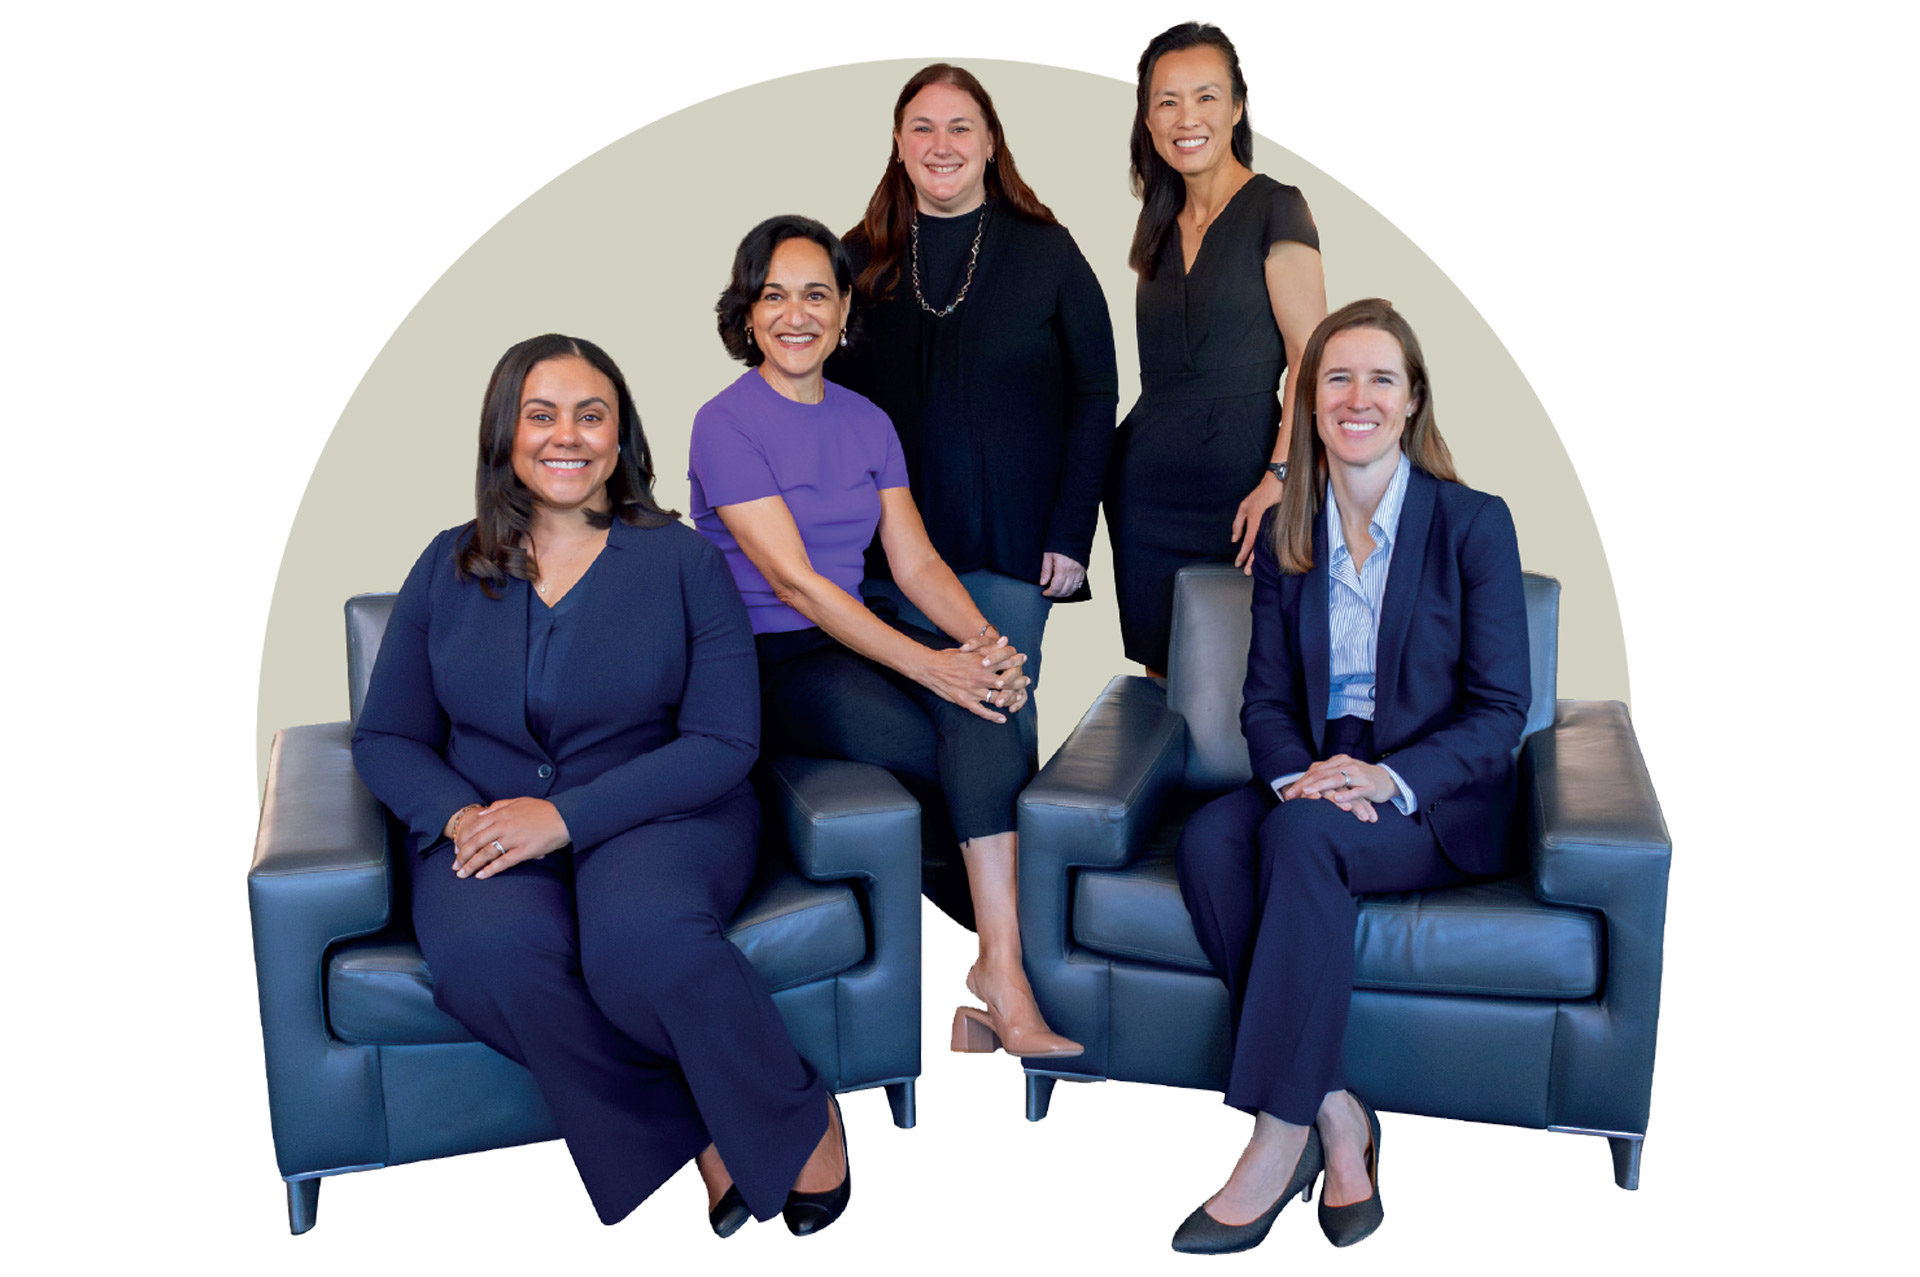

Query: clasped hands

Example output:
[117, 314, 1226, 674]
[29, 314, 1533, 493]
[446, 797, 572, 879]
[923, 632, 1030, 724]
[1280, 754, 1394, 824]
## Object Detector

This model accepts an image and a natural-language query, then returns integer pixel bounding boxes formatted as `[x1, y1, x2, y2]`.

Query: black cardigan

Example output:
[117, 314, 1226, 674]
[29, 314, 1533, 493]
[831, 208, 1118, 601]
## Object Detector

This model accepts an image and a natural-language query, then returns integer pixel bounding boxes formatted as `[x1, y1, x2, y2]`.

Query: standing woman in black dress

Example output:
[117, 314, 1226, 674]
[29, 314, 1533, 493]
[834, 62, 1119, 774]
[1106, 21, 1328, 674]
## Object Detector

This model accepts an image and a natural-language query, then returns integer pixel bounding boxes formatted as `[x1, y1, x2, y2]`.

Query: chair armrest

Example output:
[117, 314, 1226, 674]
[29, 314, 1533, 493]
[761, 755, 922, 1089]
[1015, 676, 1189, 1076]
[247, 722, 395, 1176]
[1524, 700, 1671, 911]
[1521, 699, 1671, 1135]
[1018, 675, 1189, 876]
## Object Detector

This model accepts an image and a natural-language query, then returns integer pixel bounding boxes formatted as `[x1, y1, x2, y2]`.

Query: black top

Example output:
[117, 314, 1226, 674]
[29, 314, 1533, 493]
[832, 206, 1119, 601]
[1134, 173, 1319, 392]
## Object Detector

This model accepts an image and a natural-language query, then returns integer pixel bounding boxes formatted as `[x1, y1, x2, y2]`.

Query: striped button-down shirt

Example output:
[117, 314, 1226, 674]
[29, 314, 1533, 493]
[1270, 453, 1417, 813]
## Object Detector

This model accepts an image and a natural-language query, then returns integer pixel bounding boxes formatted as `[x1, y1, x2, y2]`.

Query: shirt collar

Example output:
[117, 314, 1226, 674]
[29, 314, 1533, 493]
[1325, 452, 1413, 564]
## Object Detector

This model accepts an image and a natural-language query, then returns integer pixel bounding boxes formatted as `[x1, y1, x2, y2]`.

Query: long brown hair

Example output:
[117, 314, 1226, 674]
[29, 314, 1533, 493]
[1271, 299, 1458, 574]
[1128, 22, 1255, 277]
[457, 334, 677, 598]
[845, 63, 1057, 301]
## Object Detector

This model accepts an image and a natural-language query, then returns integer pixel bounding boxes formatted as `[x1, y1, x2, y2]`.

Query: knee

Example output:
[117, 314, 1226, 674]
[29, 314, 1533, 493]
[579, 901, 731, 1011]
[1257, 799, 1348, 882]
[1177, 787, 1264, 888]
[423, 916, 578, 1025]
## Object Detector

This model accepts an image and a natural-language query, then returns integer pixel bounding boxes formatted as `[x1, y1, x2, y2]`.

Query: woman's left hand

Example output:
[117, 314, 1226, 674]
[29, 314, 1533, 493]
[1039, 552, 1086, 599]
[453, 797, 572, 879]
[1282, 755, 1394, 821]
[1232, 470, 1284, 573]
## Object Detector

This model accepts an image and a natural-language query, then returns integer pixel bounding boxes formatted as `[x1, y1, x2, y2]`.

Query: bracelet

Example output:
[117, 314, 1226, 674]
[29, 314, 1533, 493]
[448, 803, 483, 839]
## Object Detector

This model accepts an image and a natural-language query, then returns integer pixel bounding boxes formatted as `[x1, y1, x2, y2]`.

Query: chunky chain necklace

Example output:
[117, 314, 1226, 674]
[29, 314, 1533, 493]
[910, 203, 989, 317]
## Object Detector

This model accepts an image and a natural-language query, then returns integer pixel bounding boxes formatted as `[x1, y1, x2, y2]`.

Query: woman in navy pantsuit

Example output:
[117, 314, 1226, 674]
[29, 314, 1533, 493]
[351, 334, 850, 1237]
[1172, 300, 1531, 1254]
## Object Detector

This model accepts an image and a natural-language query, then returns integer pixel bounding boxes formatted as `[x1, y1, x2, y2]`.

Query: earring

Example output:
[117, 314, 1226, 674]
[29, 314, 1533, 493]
[745, 324, 753, 340]
[839, 331, 848, 349]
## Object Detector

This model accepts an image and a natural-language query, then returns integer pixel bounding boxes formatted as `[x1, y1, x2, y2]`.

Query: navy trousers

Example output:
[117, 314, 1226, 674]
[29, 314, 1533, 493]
[1176, 721, 1466, 1125]
[407, 786, 827, 1224]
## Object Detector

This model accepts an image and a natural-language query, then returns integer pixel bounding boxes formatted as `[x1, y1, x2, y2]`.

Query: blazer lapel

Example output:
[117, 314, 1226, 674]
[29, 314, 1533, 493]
[1303, 506, 1331, 755]
[1373, 467, 1435, 746]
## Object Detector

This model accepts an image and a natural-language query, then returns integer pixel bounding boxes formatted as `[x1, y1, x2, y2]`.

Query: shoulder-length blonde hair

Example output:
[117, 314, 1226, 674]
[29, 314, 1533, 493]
[1271, 298, 1458, 574]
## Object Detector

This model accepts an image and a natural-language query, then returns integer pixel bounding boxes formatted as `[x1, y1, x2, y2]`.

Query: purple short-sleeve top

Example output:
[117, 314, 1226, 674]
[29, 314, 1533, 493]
[689, 370, 909, 634]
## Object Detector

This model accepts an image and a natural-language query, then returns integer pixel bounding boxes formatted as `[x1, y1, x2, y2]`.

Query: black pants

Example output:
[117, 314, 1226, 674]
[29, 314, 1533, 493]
[1176, 718, 1466, 1125]
[756, 621, 1031, 926]
[407, 786, 827, 1224]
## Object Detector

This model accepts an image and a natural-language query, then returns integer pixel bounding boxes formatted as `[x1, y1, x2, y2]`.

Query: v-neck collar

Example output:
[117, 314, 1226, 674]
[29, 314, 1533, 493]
[1174, 171, 1262, 281]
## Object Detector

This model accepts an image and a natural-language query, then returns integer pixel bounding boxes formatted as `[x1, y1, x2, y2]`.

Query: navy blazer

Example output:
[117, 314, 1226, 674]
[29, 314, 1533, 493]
[351, 517, 760, 859]
[1242, 466, 1531, 876]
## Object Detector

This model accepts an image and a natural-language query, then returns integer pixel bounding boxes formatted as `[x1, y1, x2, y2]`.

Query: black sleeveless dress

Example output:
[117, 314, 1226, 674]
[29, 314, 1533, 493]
[1105, 173, 1319, 670]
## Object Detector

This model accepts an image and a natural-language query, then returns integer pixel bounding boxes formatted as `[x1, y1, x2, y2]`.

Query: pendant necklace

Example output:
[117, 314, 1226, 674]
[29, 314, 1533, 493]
[911, 203, 989, 317]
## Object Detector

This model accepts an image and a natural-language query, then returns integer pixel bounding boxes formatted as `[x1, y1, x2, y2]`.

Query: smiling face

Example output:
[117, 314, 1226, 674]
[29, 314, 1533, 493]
[1315, 326, 1416, 477]
[510, 355, 620, 517]
[751, 235, 849, 398]
[895, 81, 994, 216]
[1145, 44, 1244, 179]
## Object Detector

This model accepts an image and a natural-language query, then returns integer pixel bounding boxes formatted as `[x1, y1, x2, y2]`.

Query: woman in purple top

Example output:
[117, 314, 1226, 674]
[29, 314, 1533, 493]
[691, 214, 1080, 1062]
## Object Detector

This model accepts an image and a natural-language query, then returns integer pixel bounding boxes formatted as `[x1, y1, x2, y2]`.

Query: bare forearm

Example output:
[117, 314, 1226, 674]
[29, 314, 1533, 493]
[891, 552, 992, 643]
[775, 567, 941, 680]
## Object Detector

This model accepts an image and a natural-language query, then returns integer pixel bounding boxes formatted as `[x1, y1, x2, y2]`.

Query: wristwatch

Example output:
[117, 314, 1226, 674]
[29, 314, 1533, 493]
[1267, 462, 1288, 482]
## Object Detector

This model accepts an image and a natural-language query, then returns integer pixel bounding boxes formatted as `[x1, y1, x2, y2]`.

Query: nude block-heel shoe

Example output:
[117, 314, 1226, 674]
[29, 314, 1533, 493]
[954, 968, 1084, 1058]
[951, 1006, 1003, 1052]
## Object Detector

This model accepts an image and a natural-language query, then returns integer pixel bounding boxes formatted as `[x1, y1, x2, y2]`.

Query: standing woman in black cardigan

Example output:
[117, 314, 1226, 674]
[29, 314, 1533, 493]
[833, 62, 1119, 778]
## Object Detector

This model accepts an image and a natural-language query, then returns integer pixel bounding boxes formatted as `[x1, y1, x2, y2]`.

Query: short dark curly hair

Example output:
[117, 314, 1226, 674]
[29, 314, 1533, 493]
[715, 214, 860, 365]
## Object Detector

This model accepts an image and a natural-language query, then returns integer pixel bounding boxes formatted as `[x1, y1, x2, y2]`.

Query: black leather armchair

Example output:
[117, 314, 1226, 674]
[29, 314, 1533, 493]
[1016, 566, 1668, 1188]
[249, 594, 923, 1233]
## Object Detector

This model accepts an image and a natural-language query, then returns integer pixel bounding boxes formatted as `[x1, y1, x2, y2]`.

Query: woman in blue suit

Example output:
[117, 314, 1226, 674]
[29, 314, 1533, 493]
[351, 334, 849, 1237]
[1173, 299, 1530, 1254]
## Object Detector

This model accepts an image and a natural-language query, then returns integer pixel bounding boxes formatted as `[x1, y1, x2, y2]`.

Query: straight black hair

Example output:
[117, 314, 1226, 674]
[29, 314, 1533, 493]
[1128, 22, 1256, 277]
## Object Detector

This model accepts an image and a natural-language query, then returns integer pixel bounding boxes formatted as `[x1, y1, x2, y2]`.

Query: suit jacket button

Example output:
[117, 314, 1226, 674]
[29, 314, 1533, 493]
[537, 763, 554, 780]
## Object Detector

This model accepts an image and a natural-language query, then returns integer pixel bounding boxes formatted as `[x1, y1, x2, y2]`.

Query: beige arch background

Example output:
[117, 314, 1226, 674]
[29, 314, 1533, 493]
[257, 58, 1626, 777]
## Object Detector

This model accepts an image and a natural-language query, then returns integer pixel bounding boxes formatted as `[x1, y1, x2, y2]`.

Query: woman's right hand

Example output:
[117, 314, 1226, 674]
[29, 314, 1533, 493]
[919, 637, 1028, 722]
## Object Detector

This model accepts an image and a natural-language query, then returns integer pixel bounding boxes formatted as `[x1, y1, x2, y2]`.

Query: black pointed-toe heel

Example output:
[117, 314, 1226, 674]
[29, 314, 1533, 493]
[1317, 1093, 1384, 1247]
[1171, 1125, 1324, 1254]
[708, 1184, 750, 1239]
[783, 1093, 851, 1237]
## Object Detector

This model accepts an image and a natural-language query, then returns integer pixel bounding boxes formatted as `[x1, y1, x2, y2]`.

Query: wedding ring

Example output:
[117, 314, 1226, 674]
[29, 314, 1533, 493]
[491, 840, 506, 855]
[1340, 769, 1353, 785]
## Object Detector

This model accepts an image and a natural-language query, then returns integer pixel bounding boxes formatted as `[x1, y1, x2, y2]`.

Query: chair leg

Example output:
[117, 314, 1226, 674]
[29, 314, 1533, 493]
[1608, 1135, 1644, 1190]
[286, 1176, 321, 1234]
[885, 1080, 917, 1129]
[1025, 1073, 1057, 1122]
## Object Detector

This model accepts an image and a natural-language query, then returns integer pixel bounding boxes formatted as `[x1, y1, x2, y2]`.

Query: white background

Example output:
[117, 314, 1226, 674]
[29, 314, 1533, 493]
[6, 1, 1911, 1270]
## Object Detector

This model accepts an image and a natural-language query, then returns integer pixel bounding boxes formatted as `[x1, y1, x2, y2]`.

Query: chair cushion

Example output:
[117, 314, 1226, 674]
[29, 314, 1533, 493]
[327, 864, 867, 1046]
[1073, 850, 1601, 1001]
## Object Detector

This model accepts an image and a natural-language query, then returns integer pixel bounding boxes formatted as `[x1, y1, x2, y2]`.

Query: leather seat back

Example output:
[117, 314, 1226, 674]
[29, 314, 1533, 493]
[346, 592, 397, 731]
[1165, 566, 1561, 790]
